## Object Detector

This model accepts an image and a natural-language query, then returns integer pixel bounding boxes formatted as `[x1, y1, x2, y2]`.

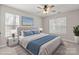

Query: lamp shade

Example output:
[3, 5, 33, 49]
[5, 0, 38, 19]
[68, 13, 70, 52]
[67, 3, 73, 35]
[11, 30, 17, 34]
[39, 28, 43, 31]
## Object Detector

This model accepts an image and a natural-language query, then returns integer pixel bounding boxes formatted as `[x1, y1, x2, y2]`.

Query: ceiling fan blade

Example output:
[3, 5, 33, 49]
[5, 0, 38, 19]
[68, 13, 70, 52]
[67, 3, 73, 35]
[37, 10, 42, 13]
[50, 5, 55, 8]
[37, 7, 42, 9]
[51, 10, 56, 12]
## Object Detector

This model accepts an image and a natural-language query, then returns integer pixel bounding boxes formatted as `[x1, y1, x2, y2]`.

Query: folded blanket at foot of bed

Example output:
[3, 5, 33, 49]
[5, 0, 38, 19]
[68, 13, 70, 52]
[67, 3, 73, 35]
[26, 35, 57, 55]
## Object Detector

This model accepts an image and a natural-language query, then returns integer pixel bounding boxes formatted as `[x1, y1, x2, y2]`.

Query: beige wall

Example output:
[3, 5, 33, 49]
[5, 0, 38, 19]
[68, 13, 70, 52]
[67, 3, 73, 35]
[0, 5, 42, 39]
[0, 5, 1, 32]
[42, 10, 79, 41]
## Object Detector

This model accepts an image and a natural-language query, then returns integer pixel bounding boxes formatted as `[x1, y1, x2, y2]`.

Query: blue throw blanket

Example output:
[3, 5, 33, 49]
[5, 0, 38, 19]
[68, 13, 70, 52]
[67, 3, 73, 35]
[26, 35, 57, 55]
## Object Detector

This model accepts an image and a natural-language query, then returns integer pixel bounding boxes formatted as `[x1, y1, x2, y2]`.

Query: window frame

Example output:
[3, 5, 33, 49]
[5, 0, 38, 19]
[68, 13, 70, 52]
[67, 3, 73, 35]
[5, 12, 20, 37]
[49, 17, 66, 35]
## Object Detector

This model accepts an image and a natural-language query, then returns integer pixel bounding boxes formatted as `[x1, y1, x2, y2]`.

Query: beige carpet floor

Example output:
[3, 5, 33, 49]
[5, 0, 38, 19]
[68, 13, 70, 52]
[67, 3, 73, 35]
[0, 45, 29, 55]
[0, 41, 79, 55]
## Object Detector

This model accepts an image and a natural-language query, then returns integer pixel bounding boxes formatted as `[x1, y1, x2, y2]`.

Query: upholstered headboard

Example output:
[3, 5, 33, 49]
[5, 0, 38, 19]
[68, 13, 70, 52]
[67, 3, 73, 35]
[17, 26, 40, 36]
[17, 26, 32, 36]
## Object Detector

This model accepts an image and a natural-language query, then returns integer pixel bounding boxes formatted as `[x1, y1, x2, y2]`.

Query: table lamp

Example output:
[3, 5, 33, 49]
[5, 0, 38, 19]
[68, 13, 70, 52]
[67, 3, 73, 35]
[39, 28, 43, 33]
[11, 30, 17, 38]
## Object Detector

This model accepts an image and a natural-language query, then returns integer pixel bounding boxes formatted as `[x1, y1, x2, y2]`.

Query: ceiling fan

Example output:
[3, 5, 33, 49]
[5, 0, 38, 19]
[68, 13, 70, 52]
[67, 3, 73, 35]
[37, 4, 56, 14]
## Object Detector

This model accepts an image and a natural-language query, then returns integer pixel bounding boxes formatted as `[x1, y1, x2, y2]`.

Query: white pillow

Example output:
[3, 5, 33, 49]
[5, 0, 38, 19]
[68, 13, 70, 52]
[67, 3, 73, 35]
[21, 30, 32, 36]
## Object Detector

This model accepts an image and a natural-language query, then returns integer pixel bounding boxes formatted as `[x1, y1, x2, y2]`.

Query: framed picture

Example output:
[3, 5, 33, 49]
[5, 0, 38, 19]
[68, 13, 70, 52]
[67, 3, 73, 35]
[21, 16, 33, 26]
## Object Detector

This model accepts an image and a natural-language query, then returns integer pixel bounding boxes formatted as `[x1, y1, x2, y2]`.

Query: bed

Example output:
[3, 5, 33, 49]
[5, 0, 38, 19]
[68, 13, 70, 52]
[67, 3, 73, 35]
[18, 26, 61, 55]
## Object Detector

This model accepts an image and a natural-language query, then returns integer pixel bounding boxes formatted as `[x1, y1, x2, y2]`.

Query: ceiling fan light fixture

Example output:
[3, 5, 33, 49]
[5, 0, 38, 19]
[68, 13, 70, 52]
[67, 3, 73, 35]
[37, 4, 55, 14]
[43, 10, 49, 14]
[43, 7, 50, 14]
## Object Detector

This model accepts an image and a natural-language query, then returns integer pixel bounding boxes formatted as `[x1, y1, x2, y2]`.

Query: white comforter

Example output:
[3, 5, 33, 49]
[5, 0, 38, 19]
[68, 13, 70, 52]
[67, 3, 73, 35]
[19, 33, 61, 55]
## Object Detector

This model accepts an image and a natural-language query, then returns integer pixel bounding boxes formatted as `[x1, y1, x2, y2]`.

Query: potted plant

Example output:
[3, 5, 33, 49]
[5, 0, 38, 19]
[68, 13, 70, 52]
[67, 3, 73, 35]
[73, 25, 79, 43]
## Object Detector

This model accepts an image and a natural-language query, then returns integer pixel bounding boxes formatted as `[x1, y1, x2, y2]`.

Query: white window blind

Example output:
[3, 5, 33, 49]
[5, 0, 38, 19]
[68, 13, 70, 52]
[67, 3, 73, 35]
[5, 13, 20, 37]
[49, 17, 66, 34]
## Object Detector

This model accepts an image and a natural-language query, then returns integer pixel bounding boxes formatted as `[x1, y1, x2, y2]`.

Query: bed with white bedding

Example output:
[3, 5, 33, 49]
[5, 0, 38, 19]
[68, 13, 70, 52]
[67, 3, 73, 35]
[19, 33, 61, 55]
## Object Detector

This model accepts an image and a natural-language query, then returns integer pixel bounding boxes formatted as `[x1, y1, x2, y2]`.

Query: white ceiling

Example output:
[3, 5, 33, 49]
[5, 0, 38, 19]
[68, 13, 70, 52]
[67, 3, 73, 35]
[5, 4, 79, 17]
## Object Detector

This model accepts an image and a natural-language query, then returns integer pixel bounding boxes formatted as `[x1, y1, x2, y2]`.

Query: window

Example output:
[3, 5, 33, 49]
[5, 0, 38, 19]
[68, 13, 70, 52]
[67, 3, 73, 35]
[5, 13, 20, 37]
[49, 17, 66, 34]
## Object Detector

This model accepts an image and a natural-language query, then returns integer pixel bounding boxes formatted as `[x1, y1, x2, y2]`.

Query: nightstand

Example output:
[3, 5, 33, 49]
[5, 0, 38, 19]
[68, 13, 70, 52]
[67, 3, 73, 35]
[7, 37, 18, 47]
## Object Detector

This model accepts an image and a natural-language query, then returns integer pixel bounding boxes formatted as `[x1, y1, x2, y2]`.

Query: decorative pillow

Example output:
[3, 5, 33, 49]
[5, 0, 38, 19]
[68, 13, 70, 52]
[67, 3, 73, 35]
[32, 31, 40, 34]
[23, 30, 33, 36]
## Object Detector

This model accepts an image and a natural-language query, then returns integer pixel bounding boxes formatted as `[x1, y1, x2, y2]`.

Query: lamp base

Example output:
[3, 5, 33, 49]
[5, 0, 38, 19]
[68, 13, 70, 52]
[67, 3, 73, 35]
[12, 33, 15, 38]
